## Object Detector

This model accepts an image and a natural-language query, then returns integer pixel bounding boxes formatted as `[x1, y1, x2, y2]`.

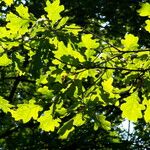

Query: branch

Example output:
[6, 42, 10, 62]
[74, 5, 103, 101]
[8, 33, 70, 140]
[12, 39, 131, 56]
[84, 29, 150, 54]
[93, 66, 150, 72]
[8, 76, 21, 103]
[108, 49, 150, 53]
[4, 76, 35, 84]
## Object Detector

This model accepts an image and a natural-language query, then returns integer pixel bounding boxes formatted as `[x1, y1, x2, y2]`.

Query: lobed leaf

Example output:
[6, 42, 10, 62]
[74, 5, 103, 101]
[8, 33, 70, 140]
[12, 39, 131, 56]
[44, 0, 64, 25]
[137, 3, 150, 17]
[58, 119, 75, 139]
[16, 4, 30, 19]
[6, 12, 30, 36]
[0, 96, 13, 113]
[3, 0, 13, 6]
[145, 20, 150, 32]
[120, 92, 145, 122]
[121, 34, 139, 50]
[73, 113, 86, 126]
[81, 34, 99, 49]
[37, 110, 61, 132]
[0, 54, 12, 66]
[102, 77, 113, 94]
[10, 99, 43, 123]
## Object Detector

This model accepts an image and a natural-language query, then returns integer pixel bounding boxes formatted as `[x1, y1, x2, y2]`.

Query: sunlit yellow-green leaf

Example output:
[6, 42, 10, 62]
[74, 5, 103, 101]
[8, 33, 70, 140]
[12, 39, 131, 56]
[73, 113, 86, 126]
[94, 114, 111, 131]
[56, 17, 69, 29]
[137, 3, 150, 17]
[53, 41, 85, 63]
[98, 114, 111, 130]
[58, 119, 75, 139]
[10, 99, 43, 123]
[102, 69, 114, 80]
[15, 62, 25, 76]
[85, 48, 96, 60]
[0, 27, 10, 39]
[77, 69, 89, 80]
[16, 4, 30, 19]
[16, 52, 25, 62]
[86, 86, 105, 104]
[44, 0, 64, 25]
[109, 131, 119, 137]
[0, 47, 4, 53]
[120, 92, 145, 122]
[81, 34, 99, 49]
[0, 54, 12, 66]
[1, 41, 19, 50]
[36, 75, 48, 85]
[3, 0, 13, 6]
[6, 12, 30, 36]
[145, 20, 150, 32]
[65, 24, 82, 35]
[56, 102, 67, 116]
[37, 86, 53, 96]
[102, 77, 113, 93]
[0, 96, 13, 113]
[94, 122, 99, 131]
[121, 34, 139, 50]
[77, 69, 97, 80]
[59, 126, 75, 140]
[37, 109, 61, 132]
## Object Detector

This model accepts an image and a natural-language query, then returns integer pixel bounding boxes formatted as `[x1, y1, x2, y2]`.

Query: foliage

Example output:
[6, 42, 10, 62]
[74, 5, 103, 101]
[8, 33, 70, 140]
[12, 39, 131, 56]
[0, 0, 150, 149]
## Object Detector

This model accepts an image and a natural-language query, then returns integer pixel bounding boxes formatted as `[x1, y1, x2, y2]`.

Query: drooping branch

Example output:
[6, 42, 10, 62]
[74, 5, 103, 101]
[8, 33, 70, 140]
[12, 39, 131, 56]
[4, 76, 35, 84]
[8, 76, 21, 103]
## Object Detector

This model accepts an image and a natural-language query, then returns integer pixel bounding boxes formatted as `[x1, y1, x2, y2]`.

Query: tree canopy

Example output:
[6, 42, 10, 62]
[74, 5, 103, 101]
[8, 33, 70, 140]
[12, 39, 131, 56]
[0, 0, 150, 149]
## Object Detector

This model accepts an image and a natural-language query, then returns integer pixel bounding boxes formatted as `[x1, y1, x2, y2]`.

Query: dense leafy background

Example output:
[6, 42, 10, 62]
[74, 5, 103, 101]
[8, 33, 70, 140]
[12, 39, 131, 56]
[0, 0, 150, 149]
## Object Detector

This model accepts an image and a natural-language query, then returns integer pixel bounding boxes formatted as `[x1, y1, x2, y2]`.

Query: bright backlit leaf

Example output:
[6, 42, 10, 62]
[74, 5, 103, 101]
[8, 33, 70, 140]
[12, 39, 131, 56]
[10, 99, 43, 123]
[14, 62, 25, 76]
[44, 0, 64, 25]
[77, 70, 89, 80]
[37, 110, 61, 132]
[137, 3, 150, 17]
[3, 0, 13, 6]
[36, 75, 48, 85]
[16, 52, 25, 62]
[120, 92, 145, 122]
[94, 114, 111, 131]
[16, 4, 30, 19]
[102, 77, 113, 93]
[81, 34, 99, 49]
[56, 17, 69, 29]
[0, 47, 4, 53]
[145, 20, 150, 32]
[6, 12, 30, 35]
[1, 0, 150, 143]
[85, 49, 96, 60]
[77, 69, 97, 80]
[53, 41, 85, 63]
[0, 27, 10, 38]
[58, 119, 75, 139]
[65, 24, 82, 35]
[121, 34, 139, 50]
[98, 114, 111, 130]
[73, 113, 86, 126]
[0, 96, 13, 113]
[37, 86, 53, 96]
[55, 102, 67, 116]
[0, 54, 12, 66]
[88, 87, 105, 103]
